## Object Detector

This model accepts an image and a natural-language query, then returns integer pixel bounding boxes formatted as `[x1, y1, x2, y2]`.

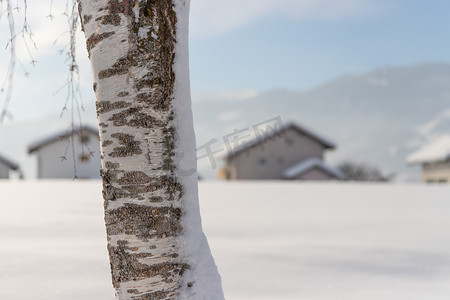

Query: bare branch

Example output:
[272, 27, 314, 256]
[1, 0, 88, 179]
[0, 0, 16, 123]
[0, 0, 37, 123]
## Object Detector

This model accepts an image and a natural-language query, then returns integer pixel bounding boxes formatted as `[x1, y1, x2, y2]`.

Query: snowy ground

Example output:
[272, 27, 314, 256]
[1, 181, 450, 300]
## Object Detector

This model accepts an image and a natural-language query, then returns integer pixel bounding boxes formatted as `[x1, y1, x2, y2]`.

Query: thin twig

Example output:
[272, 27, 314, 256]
[0, 0, 16, 123]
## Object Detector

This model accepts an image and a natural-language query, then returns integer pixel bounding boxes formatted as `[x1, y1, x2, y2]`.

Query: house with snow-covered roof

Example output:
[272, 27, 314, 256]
[220, 122, 341, 180]
[0, 153, 19, 179]
[406, 135, 450, 184]
[28, 126, 101, 179]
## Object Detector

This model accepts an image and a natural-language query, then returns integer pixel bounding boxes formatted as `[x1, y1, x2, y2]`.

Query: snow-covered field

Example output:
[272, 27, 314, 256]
[1, 181, 450, 300]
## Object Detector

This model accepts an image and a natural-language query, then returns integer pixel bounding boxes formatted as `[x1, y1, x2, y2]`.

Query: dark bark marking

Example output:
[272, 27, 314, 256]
[117, 171, 153, 185]
[102, 14, 121, 26]
[78, 2, 85, 33]
[105, 162, 120, 169]
[103, 184, 130, 202]
[118, 91, 129, 97]
[106, 203, 182, 239]
[108, 107, 164, 129]
[97, 101, 132, 114]
[83, 14, 92, 24]
[133, 291, 172, 300]
[127, 289, 141, 295]
[109, 0, 132, 15]
[102, 140, 113, 147]
[160, 126, 176, 172]
[98, 0, 134, 27]
[101, 169, 128, 203]
[98, 55, 134, 79]
[130, 0, 177, 112]
[163, 176, 183, 201]
[110, 133, 142, 157]
[149, 196, 163, 203]
[87, 31, 115, 52]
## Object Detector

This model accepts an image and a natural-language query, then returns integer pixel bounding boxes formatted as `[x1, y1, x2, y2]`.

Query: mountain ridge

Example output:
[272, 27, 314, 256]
[192, 62, 450, 180]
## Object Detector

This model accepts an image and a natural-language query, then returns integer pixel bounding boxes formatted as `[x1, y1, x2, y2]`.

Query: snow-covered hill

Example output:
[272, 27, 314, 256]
[1, 181, 450, 300]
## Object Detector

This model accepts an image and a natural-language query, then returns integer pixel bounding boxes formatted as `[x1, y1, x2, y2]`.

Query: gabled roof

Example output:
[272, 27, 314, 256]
[28, 126, 99, 154]
[226, 121, 336, 160]
[406, 135, 450, 164]
[0, 154, 19, 170]
[283, 158, 342, 179]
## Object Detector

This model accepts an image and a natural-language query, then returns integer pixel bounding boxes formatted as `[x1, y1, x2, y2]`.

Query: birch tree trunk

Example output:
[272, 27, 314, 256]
[77, 1, 224, 299]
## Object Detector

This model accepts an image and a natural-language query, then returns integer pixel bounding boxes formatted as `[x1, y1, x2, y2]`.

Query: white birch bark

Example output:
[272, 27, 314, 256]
[77, 1, 224, 299]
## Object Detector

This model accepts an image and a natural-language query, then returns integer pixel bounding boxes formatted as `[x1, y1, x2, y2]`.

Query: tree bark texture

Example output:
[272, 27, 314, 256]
[78, 1, 224, 299]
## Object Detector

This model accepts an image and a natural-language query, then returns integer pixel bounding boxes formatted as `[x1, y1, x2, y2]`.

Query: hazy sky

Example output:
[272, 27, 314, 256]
[0, 0, 450, 121]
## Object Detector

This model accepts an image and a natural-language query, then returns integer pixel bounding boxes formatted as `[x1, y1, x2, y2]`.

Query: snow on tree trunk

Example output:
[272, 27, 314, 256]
[77, 1, 224, 299]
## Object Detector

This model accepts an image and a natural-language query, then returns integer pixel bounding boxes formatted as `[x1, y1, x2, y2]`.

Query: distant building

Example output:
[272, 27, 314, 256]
[28, 126, 101, 179]
[0, 153, 19, 179]
[220, 122, 341, 180]
[407, 135, 450, 184]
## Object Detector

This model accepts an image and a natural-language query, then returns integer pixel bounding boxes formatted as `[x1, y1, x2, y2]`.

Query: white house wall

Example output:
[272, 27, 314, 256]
[36, 133, 101, 179]
[422, 161, 450, 183]
[230, 128, 326, 180]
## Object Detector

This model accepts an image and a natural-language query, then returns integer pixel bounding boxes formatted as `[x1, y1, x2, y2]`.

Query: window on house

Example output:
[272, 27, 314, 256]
[259, 158, 267, 166]
[286, 138, 294, 147]
[438, 178, 448, 183]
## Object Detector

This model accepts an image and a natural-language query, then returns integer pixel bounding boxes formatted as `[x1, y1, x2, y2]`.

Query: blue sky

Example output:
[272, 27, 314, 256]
[0, 0, 450, 121]
[189, 0, 450, 92]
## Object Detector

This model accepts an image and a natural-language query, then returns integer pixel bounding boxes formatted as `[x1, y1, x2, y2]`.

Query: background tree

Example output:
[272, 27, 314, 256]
[338, 161, 393, 182]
